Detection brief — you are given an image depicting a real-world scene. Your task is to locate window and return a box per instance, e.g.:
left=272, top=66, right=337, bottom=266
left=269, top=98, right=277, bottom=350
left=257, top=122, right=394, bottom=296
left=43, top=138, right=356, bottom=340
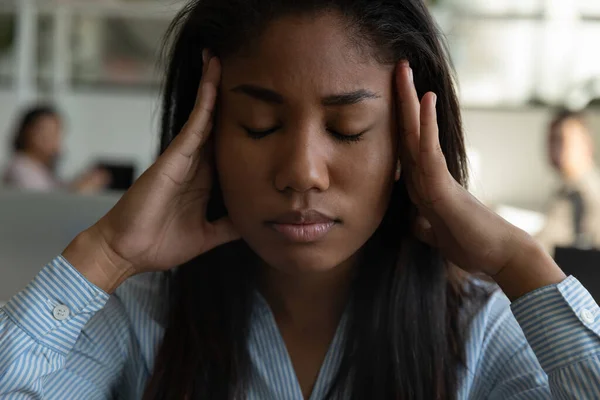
left=69, top=15, right=169, bottom=89
left=434, top=0, right=600, bottom=108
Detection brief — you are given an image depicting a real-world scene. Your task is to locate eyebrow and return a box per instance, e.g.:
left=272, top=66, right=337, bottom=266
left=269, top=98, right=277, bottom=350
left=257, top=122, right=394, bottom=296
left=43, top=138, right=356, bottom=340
left=231, top=84, right=380, bottom=106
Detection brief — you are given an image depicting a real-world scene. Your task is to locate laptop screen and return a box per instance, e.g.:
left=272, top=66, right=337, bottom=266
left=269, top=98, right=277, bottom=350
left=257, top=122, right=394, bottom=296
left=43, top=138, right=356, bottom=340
left=0, top=191, right=119, bottom=302
left=96, top=162, right=135, bottom=191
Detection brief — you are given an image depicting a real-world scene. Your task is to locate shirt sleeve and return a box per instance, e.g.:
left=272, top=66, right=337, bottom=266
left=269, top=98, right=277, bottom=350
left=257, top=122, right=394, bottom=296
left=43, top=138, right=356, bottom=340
left=0, top=256, right=132, bottom=399
left=480, top=276, right=600, bottom=399
left=510, top=275, right=600, bottom=398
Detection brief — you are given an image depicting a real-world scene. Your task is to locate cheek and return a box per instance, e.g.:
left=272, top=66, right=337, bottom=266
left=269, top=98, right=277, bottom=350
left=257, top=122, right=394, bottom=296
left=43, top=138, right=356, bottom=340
left=35, top=134, right=53, bottom=152
left=215, top=129, right=244, bottom=196
left=50, top=133, right=62, bottom=152
left=215, top=123, right=267, bottom=219
left=332, top=137, right=396, bottom=232
left=359, top=153, right=394, bottom=205
left=342, top=128, right=396, bottom=186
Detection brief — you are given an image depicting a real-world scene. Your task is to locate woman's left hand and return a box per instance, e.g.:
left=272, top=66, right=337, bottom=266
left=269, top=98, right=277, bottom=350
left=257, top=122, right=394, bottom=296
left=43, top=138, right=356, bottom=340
left=396, top=61, right=565, bottom=298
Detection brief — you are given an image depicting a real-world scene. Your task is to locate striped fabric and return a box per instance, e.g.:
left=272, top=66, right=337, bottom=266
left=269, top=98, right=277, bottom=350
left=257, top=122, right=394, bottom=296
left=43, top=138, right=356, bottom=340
left=1, top=256, right=600, bottom=399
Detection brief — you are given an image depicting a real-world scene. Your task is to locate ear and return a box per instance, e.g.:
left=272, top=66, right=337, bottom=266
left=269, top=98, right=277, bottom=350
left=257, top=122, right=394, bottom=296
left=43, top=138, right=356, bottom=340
left=395, top=159, right=402, bottom=182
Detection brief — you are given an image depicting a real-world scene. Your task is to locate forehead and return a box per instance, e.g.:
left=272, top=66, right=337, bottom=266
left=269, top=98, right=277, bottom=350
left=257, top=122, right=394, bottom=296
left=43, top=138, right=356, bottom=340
left=552, top=118, right=587, bottom=138
left=31, top=115, right=60, bottom=129
left=220, top=12, right=394, bottom=100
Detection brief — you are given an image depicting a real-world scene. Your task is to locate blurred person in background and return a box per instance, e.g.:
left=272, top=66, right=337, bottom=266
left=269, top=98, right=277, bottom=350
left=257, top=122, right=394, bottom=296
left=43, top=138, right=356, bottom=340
left=536, top=109, right=600, bottom=253
left=2, top=105, right=110, bottom=193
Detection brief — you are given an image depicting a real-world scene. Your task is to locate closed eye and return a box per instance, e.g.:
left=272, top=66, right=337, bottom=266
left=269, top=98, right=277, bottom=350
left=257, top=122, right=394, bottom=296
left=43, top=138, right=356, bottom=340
left=243, top=125, right=367, bottom=143
left=244, top=126, right=280, bottom=139
left=328, top=128, right=366, bottom=143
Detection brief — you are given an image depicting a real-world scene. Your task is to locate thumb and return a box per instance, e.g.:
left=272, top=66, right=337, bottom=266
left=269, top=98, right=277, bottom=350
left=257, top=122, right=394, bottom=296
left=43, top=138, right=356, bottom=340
left=202, top=217, right=241, bottom=251
left=413, top=215, right=437, bottom=247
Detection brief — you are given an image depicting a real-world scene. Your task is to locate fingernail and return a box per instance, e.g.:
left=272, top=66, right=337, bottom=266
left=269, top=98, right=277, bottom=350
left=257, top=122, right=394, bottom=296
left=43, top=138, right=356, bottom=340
left=202, top=49, right=208, bottom=64
left=408, top=67, right=413, bottom=82
left=432, top=93, right=437, bottom=107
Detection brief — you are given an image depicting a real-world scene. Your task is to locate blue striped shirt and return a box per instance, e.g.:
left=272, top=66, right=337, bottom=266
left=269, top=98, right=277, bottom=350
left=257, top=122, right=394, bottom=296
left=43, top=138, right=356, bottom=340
left=1, top=256, right=600, bottom=399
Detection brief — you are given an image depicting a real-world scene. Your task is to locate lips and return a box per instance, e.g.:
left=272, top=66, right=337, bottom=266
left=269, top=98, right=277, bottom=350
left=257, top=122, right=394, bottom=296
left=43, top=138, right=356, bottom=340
left=267, top=210, right=337, bottom=243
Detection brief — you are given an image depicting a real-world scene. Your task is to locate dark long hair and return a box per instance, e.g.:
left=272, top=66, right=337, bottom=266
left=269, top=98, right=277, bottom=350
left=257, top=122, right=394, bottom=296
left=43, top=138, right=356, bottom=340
left=11, top=105, right=60, bottom=152
left=144, top=1, right=489, bottom=398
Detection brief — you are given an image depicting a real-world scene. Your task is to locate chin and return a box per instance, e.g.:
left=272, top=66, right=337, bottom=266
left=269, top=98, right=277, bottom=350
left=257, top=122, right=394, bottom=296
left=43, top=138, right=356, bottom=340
left=254, top=244, right=355, bottom=275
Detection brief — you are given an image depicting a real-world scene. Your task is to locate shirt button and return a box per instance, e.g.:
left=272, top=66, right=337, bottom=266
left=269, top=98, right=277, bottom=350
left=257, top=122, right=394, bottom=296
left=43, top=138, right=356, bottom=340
left=580, top=308, right=595, bottom=324
left=52, top=305, right=70, bottom=321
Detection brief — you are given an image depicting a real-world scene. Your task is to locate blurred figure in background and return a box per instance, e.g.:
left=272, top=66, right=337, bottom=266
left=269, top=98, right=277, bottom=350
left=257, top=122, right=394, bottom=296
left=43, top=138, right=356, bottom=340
left=2, top=105, right=110, bottom=193
left=536, top=110, right=600, bottom=253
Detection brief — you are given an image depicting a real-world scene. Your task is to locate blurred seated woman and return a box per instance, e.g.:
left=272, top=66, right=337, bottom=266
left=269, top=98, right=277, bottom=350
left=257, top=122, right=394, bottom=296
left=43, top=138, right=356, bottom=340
left=2, top=105, right=110, bottom=193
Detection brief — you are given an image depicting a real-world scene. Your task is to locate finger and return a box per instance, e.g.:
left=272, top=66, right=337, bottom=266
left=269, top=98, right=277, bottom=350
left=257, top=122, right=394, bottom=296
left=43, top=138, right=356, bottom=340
left=196, top=49, right=213, bottom=108
left=404, top=176, right=420, bottom=205
left=419, top=92, right=448, bottom=180
left=203, top=217, right=241, bottom=251
left=183, top=121, right=214, bottom=184
left=396, top=60, right=421, bottom=169
left=167, top=55, right=221, bottom=159
left=201, top=48, right=211, bottom=77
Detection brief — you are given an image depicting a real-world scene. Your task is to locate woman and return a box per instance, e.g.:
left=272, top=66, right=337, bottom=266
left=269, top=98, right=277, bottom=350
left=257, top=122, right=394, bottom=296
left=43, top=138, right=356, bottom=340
left=0, top=0, right=598, bottom=399
left=2, top=105, right=110, bottom=193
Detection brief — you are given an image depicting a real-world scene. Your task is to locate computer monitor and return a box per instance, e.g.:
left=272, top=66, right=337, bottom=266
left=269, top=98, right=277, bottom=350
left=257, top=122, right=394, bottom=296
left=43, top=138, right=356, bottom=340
left=96, top=161, right=135, bottom=191
left=554, top=247, right=600, bottom=303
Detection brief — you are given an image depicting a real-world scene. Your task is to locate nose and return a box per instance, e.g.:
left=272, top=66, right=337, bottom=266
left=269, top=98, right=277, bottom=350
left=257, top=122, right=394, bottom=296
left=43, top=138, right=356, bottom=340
left=273, top=127, right=330, bottom=194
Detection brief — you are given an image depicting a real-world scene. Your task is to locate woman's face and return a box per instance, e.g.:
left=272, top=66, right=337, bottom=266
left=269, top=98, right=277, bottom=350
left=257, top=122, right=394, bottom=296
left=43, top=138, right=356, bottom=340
left=26, top=115, right=62, bottom=162
left=216, top=12, right=397, bottom=274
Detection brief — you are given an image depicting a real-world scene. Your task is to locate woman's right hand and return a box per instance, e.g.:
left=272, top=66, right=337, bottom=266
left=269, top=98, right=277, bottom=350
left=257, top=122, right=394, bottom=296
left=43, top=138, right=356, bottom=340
left=72, top=167, right=112, bottom=194
left=63, top=52, right=240, bottom=293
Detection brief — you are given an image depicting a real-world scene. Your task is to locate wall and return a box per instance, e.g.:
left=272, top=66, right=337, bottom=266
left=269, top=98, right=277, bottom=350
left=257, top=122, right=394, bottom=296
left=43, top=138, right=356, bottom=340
left=1, top=88, right=600, bottom=212
left=58, top=91, right=161, bottom=180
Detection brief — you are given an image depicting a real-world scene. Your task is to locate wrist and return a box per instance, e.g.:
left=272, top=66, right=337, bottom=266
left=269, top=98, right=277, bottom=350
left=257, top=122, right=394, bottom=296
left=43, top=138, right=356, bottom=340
left=493, top=235, right=566, bottom=301
left=62, top=227, right=135, bottom=294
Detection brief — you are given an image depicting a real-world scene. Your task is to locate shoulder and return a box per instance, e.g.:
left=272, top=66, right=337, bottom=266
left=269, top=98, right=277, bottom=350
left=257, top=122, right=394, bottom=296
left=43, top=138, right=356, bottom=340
left=3, top=154, right=55, bottom=189
left=581, top=168, right=600, bottom=198
left=7, top=154, right=42, bottom=173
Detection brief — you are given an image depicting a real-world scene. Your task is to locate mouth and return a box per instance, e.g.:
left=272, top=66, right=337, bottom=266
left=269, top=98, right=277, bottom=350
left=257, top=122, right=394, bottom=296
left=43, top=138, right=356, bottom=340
left=267, top=210, right=338, bottom=243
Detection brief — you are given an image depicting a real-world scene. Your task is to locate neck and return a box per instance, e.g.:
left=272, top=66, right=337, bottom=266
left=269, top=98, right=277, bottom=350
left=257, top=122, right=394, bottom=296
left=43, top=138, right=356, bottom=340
left=22, top=149, right=52, bottom=169
left=260, top=257, right=356, bottom=328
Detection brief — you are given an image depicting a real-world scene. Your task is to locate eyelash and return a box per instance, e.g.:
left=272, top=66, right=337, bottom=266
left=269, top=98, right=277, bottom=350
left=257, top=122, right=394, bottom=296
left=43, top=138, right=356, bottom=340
left=243, top=127, right=365, bottom=143
left=244, top=127, right=278, bottom=140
